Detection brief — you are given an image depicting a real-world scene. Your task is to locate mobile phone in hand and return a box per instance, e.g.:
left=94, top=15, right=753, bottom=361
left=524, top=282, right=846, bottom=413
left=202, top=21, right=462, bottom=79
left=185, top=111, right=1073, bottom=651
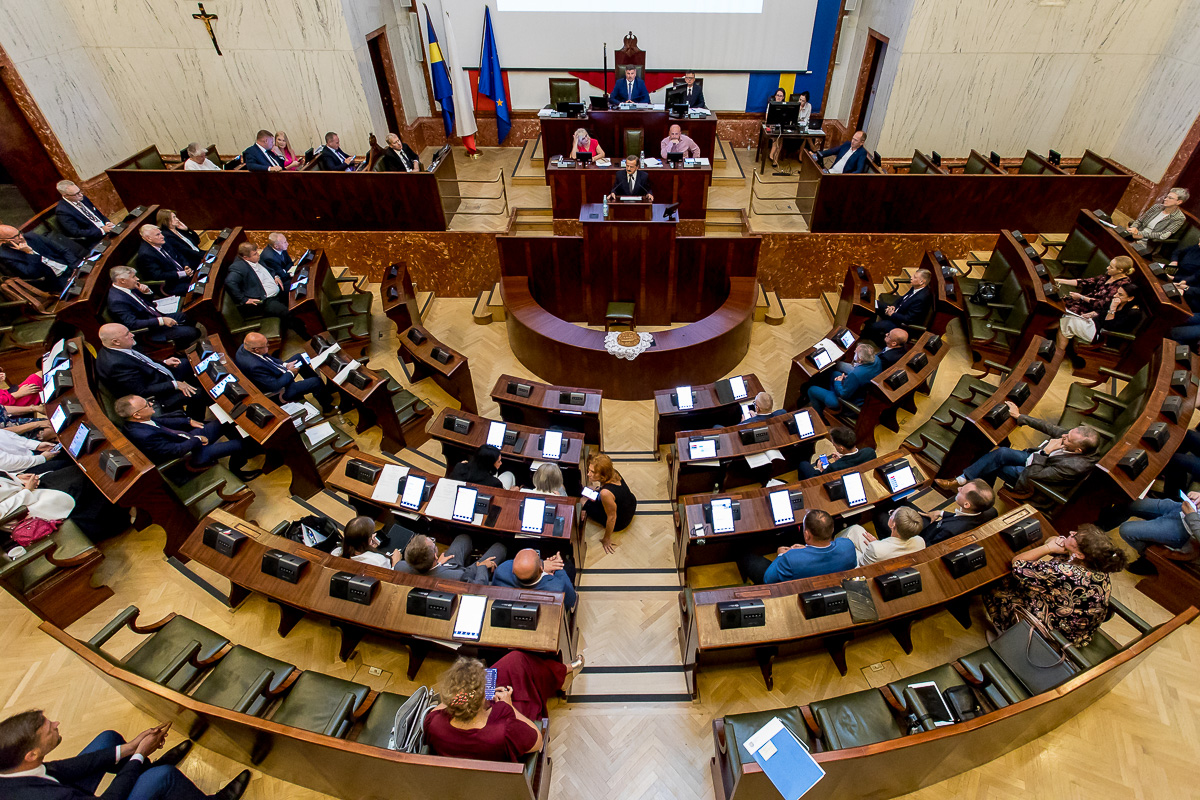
left=484, top=668, right=497, bottom=700
left=581, top=487, right=599, bottom=501
left=817, top=455, right=829, bottom=469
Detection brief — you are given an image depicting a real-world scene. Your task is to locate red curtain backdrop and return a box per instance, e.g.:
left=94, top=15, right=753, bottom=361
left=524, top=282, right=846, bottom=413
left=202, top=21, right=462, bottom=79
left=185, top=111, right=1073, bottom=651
left=568, top=71, right=682, bottom=95
left=467, top=69, right=513, bottom=112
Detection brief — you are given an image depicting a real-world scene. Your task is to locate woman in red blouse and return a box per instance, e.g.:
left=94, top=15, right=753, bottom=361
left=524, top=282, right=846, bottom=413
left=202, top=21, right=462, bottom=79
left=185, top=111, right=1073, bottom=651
left=425, top=651, right=582, bottom=762
left=568, top=128, right=605, bottom=162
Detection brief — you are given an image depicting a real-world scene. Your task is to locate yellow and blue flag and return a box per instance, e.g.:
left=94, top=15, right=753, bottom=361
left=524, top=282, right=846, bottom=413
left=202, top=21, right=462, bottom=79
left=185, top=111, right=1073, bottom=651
left=478, top=6, right=510, bottom=143
left=424, top=4, right=454, bottom=136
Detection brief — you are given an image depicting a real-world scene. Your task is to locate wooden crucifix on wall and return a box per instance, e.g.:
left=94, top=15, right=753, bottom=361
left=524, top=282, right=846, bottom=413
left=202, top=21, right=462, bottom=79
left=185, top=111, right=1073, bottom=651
left=192, top=3, right=222, bottom=55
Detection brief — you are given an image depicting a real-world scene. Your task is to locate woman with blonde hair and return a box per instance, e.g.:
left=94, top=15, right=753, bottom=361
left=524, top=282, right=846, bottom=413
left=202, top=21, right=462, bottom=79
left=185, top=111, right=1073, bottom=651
left=1054, top=255, right=1136, bottom=347
left=523, top=463, right=567, bottom=496
left=424, top=651, right=580, bottom=761
left=271, top=130, right=303, bottom=170
left=582, top=453, right=637, bottom=553
left=568, top=128, right=605, bottom=161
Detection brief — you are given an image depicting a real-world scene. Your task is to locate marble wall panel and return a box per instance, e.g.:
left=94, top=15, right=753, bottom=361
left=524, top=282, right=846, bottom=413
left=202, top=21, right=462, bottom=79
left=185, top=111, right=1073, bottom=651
left=1111, top=55, right=1200, bottom=181
left=0, top=0, right=85, bottom=64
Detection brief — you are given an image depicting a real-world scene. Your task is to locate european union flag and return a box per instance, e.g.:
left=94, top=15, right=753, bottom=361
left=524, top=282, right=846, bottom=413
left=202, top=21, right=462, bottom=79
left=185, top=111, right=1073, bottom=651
left=424, top=4, right=454, bottom=136
left=478, top=6, right=510, bottom=143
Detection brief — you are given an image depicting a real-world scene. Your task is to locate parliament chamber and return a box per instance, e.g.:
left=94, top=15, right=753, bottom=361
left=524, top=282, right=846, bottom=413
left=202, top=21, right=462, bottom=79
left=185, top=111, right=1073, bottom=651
left=3, top=2, right=1200, bottom=800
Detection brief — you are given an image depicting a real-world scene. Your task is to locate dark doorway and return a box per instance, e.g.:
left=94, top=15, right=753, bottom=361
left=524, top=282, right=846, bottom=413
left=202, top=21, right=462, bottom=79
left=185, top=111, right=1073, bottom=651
left=0, top=65, right=64, bottom=216
left=850, top=30, right=888, bottom=136
left=366, top=27, right=403, bottom=135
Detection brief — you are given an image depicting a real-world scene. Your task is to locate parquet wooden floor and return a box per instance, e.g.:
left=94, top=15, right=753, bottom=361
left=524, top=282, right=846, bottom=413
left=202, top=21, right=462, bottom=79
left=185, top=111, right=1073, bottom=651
left=3, top=286, right=1199, bottom=800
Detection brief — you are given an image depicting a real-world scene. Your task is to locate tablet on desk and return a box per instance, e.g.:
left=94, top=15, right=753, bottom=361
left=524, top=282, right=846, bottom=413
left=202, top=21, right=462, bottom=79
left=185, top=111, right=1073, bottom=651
left=768, top=489, right=795, bottom=526
left=883, top=462, right=917, bottom=493
left=452, top=486, right=478, bottom=522
left=675, top=385, right=693, bottom=410
left=50, top=405, right=68, bottom=433
left=68, top=423, right=91, bottom=458
left=486, top=421, right=507, bottom=449
left=452, top=594, right=487, bottom=641
left=729, top=375, right=748, bottom=400
left=688, top=439, right=717, bottom=460
left=399, top=476, right=425, bottom=510
left=837, top=329, right=855, bottom=349
left=794, top=410, right=815, bottom=438
left=812, top=349, right=832, bottom=369
left=521, top=497, right=547, bottom=533
left=843, top=472, right=868, bottom=507
left=541, top=430, right=563, bottom=460
left=710, top=498, right=735, bottom=533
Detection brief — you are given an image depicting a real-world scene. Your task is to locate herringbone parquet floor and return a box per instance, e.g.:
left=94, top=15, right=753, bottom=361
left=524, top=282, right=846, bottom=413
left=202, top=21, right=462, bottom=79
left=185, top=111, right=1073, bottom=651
left=3, top=282, right=1198, bottom=800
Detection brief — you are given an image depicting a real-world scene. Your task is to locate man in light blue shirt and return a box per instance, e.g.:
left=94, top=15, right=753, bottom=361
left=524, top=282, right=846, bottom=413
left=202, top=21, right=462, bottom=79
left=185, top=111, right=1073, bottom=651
left=737, top=509, right=857, bottom=584
left=492, top=548, right=577, bottom=609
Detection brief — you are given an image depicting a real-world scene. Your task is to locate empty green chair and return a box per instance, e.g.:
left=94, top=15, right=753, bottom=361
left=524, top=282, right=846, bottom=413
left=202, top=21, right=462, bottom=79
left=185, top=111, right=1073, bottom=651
left=355, top=691, right=414, bottom=749
left=87, top=605, right=230, bottom=692
left=808, top=688, right=904, bottom=750
left=190, top=645, right=297, bottom=716
left=957, top=647, right=1032, bottom=708
left=886, top=664, right=971, bottom=730
left=268, top=671, right=371, bottom=738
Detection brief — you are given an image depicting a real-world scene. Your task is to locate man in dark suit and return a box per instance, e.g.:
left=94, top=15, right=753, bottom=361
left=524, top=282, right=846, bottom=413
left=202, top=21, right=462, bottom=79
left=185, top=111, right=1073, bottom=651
left=379, top=133, right=421, bottom=172
left=741, top=391, right=786, bottom=425
left=234, top=331, right=334, bottom=412
left=136, top=226, right=193, bottom=296
left=863, top=268, right=933, bottom=342
left=0, top=225, right=73, bottom=292
left=798, top=425, right=876, bottom=479
left=936, top=401, right=1102, bottom=497
left=680, top=72, right=705, bottom=108
left=241, top=130, right=284, bottom=172
left=258, top=233, right=295, bottom=276
left=316, top=132, right=355, bottom=171
left=878, top=328, right=910, bottom=367
left=54, top=181, right=113, bottom=249
left=609, top=66, right=650, bottom=106
left=0, top=710, right=250, bottom=800
left=814, top=130, right=870, bottom=174
left=608, top=155, right=654, bottom=201
left=917, top=481, right=997, bottom=545
left=225, top=243, right=307, bottom=338
left=116, top=395, right=258, bottom=480
left=106, top=266, right=201, bottom=347
left=96, top=323, right=205, bottom=418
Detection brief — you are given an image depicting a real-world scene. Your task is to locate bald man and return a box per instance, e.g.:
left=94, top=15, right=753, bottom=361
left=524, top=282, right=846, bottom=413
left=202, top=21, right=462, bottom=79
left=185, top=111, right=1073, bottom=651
left=492, top=548, right=577, bottom=609
left=878, top=327, right=910, bottom=367
left=234, top=331, right=334, bottom=412
left=0, top=224, right=74, bottom=292
left=660, top=124, right=700, bottom=159
left=54, top=180, right=112, bottom=248
left=815, top=130, right=870, bottom=174
left=95, top=323, right=205, bottom=418
left=137, top=225, right=193, bottom=296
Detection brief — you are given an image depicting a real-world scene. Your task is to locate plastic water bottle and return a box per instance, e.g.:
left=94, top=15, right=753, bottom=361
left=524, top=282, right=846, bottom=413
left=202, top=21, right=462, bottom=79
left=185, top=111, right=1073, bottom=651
left=602, top=193, right=609, bottom=218
left=639, top=150, right=645, bottom=168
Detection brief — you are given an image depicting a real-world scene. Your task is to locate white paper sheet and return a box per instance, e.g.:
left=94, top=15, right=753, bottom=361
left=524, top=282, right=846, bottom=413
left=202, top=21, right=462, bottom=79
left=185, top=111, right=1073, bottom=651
left=371, top=463, right=410, bottom=504
left=281, top=401, right=320, bottom=422
left=153, top=296, right=181, bottom=314
left=309, top=342, right=342, bottom=369
left=303, top=421, right=334, bottom=445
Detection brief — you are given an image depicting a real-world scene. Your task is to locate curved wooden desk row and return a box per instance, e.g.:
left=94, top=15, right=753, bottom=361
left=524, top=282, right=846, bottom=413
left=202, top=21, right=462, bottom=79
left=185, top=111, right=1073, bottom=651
left=679, top=505, right=1043, bottom=693
left=654, top=374, right=765, bottom=448
left=180, top=227, right=249, bottom=349
left=398, top=324, right=477, bottom=414
left=41, top=618, right=553, bottom=800
left=670, top=409, right=829, bottom=499
left=380, top=262, right=424, bottom=339
left=183, top=509, right=574, bottom=669
left=674, top=451, right=932, bottom=572
left=712, top=605, right=1197, bottom=800
left=326, top=449, right=583, bottom=568
left=301, top=340, right=418, bottom=452
left=502, top=275, right=757, bottom=401
left=493, top=373, right=604, bottom=449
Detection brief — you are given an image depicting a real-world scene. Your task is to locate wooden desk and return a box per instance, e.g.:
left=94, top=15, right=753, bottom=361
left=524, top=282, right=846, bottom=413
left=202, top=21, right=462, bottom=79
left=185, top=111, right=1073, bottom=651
left=430, top=408, right=587, bottom=495
left=675, top=451, right=930, bottom=571
left=105, top=146, right=459, bottom=232
left=326, top=450, right=584, bottom=570
left=380, top=262, right=422, bottom=335
left=783, top=329, right=857, bottom=411
left=397, top=325, right=476, bottom=414
left=303, top=342, right=409, bottom=452
left=285, top=248, right=326, bottom=337
left=539, top=110, right=718, bottom=161
left=653, top=375, right=765, bottom=448
left=843, top=331, right=950, bottom=449
left=491, top=374, right=603, bottom=449
left=186, top=335, right=323, bottom=498
left=680, top=505, right=1046, bottom=692
left=754, top=124, right=826, bottom=174
left=670, top=410, right=828, bottom=498
left=181, top=509, right=573, bottom=670
left=832, top=265, right=876, bottom=333
left=546, top=163, right=711, bottom=219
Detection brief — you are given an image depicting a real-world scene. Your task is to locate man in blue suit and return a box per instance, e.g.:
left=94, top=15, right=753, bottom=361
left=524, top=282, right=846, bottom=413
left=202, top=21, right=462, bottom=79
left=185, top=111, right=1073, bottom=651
left=609, top=65, right=650, bottom=106
left=315, top=132, right=355, bottom=171
left=492, top=548, right=577, bottom=610
left=96, top=323, right=206, bottom=418
left=241, top=130, right=284, bottom=172
left=806, top=342, right=882, bottom=416
left=116, top=394, right=259, bottom=480
left=737, top=509, right=857, bottom=584
left=0, top=225, right=73, bottom=292
left=106, top=266, right=201, bottom=347
left=234, top=331, right=334, bottom=412
left=54, top=180, right=113, bottom=249
left=815, top=130, right=870, bottom=174
left=258, top=233, right=295, bottom=276
left=863, top=268, right=934, bottom=342
left=136, top=226, right=193, bottom=296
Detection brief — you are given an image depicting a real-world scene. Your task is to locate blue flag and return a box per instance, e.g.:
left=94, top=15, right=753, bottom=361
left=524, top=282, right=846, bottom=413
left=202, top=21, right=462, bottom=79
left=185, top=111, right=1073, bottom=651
left=478, top=6, right=510, bottom=143
left=424, top=5, right=454, bottom=136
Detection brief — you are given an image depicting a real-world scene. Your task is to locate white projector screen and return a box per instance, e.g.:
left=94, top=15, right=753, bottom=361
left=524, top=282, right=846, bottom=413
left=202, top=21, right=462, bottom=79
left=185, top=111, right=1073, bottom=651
left=448, top=0, right=816, bottom=72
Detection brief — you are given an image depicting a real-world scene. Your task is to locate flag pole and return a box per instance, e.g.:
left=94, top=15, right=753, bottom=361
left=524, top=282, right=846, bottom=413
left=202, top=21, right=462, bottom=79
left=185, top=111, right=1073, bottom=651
left=474, top=4, right=487, bottom=112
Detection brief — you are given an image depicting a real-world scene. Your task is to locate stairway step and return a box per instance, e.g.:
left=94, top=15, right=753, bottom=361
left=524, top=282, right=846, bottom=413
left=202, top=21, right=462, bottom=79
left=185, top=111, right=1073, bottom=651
left=471, top=290, right=493, bottom=325
left=763, top=289, right=786, bottom=325
left=487, top=281, right=506, bottom=321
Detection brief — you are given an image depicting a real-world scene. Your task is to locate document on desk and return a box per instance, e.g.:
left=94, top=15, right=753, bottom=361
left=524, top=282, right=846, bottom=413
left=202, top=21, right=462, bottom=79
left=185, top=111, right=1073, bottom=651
left=425, top=477, right=465, bottom=521
left=643, top=157, right=662, bottom=167
left=210, top=404, right=234, bottom=425
left=537, top=107, right=555, bottom=117
left=744, top=449, right=785, bottom=469
left=743, top=717, right=824, bottom=800
left=303, top=421, right=334, bottom=446
left=332, top=359, right=361, bottom=385
left=309, top=343, right=341, bottom=369
left=371, top=463, right=409, bottom=504
left=154, top=296, right=181, bottom=314
left=281, top=401, right=320, bottom=423
left=816, top=337, right=844, bottom=360
left=452, top=595, right=488, bottom=641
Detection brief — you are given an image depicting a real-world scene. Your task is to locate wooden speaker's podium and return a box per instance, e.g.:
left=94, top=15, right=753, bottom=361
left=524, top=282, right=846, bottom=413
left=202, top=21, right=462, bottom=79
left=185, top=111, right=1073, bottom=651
left=579, top=203, right=677, bottom=325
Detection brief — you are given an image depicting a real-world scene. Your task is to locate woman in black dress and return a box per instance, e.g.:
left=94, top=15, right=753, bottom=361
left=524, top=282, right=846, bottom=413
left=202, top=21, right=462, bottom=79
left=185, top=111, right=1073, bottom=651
left=582, top=453, right=637, bottom=553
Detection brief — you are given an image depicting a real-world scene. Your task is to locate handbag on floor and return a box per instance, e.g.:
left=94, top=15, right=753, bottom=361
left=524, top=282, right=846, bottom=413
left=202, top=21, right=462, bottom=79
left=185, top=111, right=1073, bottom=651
left=990, top=605, right=1079, bottom=695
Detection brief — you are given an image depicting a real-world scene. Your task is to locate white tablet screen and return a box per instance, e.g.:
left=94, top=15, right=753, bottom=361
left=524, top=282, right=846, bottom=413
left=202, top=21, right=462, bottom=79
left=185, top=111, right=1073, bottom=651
left=886, top=465, right=917, bottom=493
left=688, top=439, right=717, bottom=459
left=768, top=490, right=794, bottom=526
left=542, top=430, right=563, bottom=460
left=487, top=421, right=507, bottom=448
left=521, top=498, right=546, bottom=533
left=710, top=498, right=735, bottom=533
left=676, top=386, right=693, bottom=410
left=843, top=472, right=867, bottom=506
left=729, top=375, right=748, bottom=400
left=399, top=476, right=425, bottom=510
left=50, top=405, right=68, bottom=433
left=838, top=329, right=855, bottom=348
left=813, top=350, right=832, bottom=369
left=794, top=410, right=814, bottom=438
left=68, top=424, right=90, bottom=458
left=452, top=487, right=478, bottom=522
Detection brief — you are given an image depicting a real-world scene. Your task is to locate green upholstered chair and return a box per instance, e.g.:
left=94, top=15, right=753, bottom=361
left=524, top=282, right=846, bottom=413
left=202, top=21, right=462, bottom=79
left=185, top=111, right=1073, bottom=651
left=605, top=301, right=636, bottom=331
left=808, top=688, right=904, bottom=750
left=317, top=290, right=370, bottom=350
left=383, top=372, right=431, bottom=427
left=321, top=268, right=372, bottom=317
left=190, top=645, right=297, bottom=716
left=886, top=664, right=971, bottom=730
left=548, top=78, right=580, bottom=107
left=1053, top=629, right=1121, bottom=670
left=221, top=291, right=281, bottom=349
left=1042, top=229, right=1096, bottom=279
left=957, top=647, right=1032, bottom=708
left=623, top=129, right=645, bottom=159
left=1063, top=364, right=1147, bottom=418
left=87, top=606, right=230, bottom=693
left=355, top=691, right=413, bottom=749
left=159, top=460, right=250, bottom=521
left=719, top=707, right=812, bottom=774
left=268, top=671, right=371, bottom=738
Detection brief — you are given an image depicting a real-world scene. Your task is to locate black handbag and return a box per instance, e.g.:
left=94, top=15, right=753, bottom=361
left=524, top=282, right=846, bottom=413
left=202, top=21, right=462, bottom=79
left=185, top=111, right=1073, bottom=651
left=283, top=514, right=339, bottom=553
left=970, top=281, right=1000, bottom=306
left=990, top=606, right=1079, bottom=695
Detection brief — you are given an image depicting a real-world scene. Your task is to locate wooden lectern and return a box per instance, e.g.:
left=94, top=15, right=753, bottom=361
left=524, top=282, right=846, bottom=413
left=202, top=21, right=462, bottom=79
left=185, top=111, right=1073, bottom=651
left=580, top=202, right=677, bottom=325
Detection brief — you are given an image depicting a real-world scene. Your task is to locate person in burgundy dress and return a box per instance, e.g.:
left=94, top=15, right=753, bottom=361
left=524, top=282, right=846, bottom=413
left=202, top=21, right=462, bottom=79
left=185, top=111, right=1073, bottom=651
left=424, top=651, right=583, bottom=761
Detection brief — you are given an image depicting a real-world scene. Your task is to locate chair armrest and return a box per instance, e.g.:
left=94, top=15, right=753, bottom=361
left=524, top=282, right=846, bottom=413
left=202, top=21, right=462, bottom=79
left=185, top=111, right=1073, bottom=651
left=321, top=693, right=359, bottom=737
left=1100, top=330, right=1136, bottom=342
left=46, top=545, right=101, bottom=569
left=327, top=321, right=354, bottom=334
left=903, top=687, right=937, bottom=731
left=152, top=640, right=202, bottom=684
left=87, top=605, right=142, bottom=647
left=270, top=520, right=290, bottom=536
left=1097, top=367, right=1134, bottom=383
left=1028, top=479, right=1069, bottom=505
left=232, top=670, right=276, bottom=714
left=0, top=504, right=28, bottom=527
left=1108, top=597, right=1152, bottom=634
left=980, top=360, right=1012, bottom=376
left=985, top=302, right=1015, bottom=312
left=981, top=662, right=1026, bottom=705
left=986, top=323, right=1022, bottom=336
left=800, top=705, right=822, bottom=740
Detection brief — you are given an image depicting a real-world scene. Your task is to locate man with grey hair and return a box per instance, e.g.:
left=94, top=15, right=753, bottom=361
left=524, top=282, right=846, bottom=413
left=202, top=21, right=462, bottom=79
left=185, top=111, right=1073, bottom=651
left=1126, top=187, right=1189, bottom=255
left=106, top=265, right=202, bottom=346
left=864, top=267, right=934, bottom=343
left=806, top=341, right=881, bottom=416
left=380, top=133, right=421, bottom=172
left=258, top=232, right=294, bottom=276
left=54, top=180, right=112, bottom=248
left=137, top=225, right=192, bottom=296
left=183, top=142, right=219, bottom=170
